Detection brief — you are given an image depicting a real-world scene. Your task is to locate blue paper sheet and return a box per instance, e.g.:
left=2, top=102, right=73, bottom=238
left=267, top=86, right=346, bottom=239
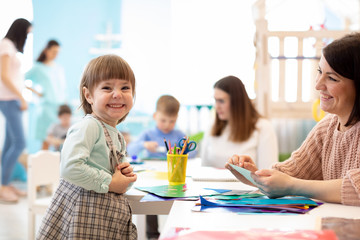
left=229, top=163, right=259, bottom=186
left=198, top=196, right=321, bottom=214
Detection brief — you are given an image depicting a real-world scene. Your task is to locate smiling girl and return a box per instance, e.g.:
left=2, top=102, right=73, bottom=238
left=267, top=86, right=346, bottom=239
left=37, top=55, right=138, bottom=239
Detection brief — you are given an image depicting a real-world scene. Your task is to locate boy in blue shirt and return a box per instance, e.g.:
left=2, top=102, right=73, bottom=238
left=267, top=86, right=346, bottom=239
left=127, top=95, right=196, bottom=239
left=127, top=95, right=196, bottom=159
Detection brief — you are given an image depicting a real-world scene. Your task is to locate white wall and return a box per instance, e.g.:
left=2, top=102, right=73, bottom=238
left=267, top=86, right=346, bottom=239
left=120, top=0, right=257, bottom=114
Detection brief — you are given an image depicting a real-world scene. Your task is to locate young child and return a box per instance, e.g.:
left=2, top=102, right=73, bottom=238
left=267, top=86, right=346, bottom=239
left=127, top=95, right=196, bottom=240
left=37, top=55, right=138, bottom=239
left=45, top=104, right=72, bottom=151
left=127, top=95, right=196, bottom=160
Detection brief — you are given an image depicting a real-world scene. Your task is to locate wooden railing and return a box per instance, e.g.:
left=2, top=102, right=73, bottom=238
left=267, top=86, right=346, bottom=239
left=254, top=29, right=351, bottom=118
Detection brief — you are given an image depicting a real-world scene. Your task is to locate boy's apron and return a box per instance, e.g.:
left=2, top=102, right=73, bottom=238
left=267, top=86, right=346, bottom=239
left=36, top=116, right=137, bottom=240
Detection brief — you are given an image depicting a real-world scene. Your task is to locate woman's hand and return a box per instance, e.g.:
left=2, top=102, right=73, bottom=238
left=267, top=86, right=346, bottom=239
left=226, top=155, right=258, bottom=172
left=225, top=155, right=258, bottom=186
left=253, top=169, right=295, bottom=198
left=19, top=98, right=28, bottom=111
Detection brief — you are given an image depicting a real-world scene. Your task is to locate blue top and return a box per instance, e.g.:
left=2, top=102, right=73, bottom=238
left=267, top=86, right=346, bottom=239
left=25, top=62, right=62, bottom=141
left=127, top=127, right=197, bottom=159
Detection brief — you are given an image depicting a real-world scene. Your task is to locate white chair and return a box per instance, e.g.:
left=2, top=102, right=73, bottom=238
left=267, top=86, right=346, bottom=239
left=27, top=150, right=60, bottom=240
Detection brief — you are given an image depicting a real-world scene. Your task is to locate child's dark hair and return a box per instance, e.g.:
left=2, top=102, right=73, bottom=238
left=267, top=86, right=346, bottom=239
left=156, top=95, right=180, bottom=116
left=37, top=40, right=60, bottom=62
left=79, top=54, right=136, bottom=123
left=58, top=104, right=72, bottom=116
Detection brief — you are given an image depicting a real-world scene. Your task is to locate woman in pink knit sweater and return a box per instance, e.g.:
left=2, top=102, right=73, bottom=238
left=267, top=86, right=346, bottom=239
left=226, top=32, right=360, bottom=206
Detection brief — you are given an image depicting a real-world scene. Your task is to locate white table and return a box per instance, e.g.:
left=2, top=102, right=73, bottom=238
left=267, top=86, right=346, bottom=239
left=124, top=158, right=206, bottom=239
left=126, top=159, right=360, bottom=239
left=125, top=158, right=207, bottom=215
left=160, top=190, right=360, bottom=238
left=125, top=158, right=247, bottom=214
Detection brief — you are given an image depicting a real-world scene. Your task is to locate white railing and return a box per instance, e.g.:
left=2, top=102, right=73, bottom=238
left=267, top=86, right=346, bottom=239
left=264, top=30, right=350, bottom=118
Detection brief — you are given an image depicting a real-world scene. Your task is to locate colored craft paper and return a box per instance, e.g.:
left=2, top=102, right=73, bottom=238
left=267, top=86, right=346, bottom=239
left=192, top=205, right=298, bottom=215
left=216, top=196, right=318, bottom=206
left=229, top=163, right=259, bottom=186
left=196, top=196, right=322, bottom=214
left=209, top=193, right=264, bottom=200
left=140, top=193, right=198, bottom=202
left=136, top=185, right=231, bottom=198
left=140, top=188, right=231, bottom=202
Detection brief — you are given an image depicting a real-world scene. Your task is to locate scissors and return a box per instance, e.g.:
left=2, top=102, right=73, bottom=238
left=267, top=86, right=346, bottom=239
left=178, top=137, right=197, bottom=154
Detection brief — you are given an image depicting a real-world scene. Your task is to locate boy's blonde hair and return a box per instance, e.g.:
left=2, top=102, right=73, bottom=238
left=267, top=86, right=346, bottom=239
left=80, top=54, right=136, bottom=123
left=156, top=95, right=180, bottom=116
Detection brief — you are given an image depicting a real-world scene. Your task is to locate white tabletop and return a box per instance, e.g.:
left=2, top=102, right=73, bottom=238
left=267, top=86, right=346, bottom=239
left=161, top=200, right=360, bottom=233
left=160, top=190, right=360, bottom=238
left=125, top=158, right=245, bottom=215
left=125, top=158, right=360, bottom=237
left=125, top=158, right=260, bottom=214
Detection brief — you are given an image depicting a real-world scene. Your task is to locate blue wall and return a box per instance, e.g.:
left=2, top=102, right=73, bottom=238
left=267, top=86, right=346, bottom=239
left=32, top=0, right=121, bottom=102
left=29, top=0, right=122, bottom=153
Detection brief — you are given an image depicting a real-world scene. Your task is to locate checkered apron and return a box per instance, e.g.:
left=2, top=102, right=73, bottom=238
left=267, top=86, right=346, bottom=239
left=36, top=117, right=137, bottom=240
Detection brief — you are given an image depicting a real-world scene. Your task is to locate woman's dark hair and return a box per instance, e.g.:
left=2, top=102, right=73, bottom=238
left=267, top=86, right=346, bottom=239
left=211, top=75, right=261, bottom=142
left=323, top=32, right=360, bottom=126
left=4, top=18, right=32, bottom=53
left=37, top=40, right=60, bottom=62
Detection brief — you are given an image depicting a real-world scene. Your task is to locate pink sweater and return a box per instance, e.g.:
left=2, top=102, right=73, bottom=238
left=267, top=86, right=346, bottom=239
left=273, top=114, right=360, bottom=206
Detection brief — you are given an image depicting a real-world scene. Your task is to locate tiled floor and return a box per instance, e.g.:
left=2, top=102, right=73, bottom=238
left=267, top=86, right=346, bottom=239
left=0, top=181, right=40, bottom=240
left=0, top=182, right=56, bottom=240
left=0, top=197, right=36, bottom=240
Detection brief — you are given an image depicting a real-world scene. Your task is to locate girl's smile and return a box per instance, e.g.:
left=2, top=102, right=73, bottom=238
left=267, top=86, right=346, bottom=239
left=83, top=78, right=133, bottom=127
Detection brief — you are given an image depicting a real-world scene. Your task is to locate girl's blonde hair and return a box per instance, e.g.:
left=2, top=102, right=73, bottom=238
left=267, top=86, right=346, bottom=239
left=79, top=54, right=136, bottom=123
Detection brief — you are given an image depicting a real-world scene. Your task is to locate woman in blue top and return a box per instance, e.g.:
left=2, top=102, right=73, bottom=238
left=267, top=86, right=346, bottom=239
left=37, top=55, right=138, bottom=239
left=26, top=40, right=66, bottom=149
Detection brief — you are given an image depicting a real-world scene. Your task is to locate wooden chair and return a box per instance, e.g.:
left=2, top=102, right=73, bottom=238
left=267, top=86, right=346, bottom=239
left=27, top=150, right=60, bottom=240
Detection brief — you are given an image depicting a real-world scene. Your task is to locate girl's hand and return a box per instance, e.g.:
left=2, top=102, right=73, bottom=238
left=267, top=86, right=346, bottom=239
left=117, top=162, right=135, bottom=177
left=253, top=169, right=294, bottom=198
left=109, top=167, right=137, bottom=194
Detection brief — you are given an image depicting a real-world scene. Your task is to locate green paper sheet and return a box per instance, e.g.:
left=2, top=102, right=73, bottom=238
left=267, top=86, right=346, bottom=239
left=136, top=184, right=222, bottom=198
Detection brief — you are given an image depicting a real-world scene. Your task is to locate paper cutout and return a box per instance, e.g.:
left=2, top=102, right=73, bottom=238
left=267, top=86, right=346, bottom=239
left=229, top=163, right=259, bottom=186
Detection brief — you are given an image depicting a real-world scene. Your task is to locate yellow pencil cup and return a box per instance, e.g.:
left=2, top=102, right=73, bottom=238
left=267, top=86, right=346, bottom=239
left=167, top=154, right=188, bottom=185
